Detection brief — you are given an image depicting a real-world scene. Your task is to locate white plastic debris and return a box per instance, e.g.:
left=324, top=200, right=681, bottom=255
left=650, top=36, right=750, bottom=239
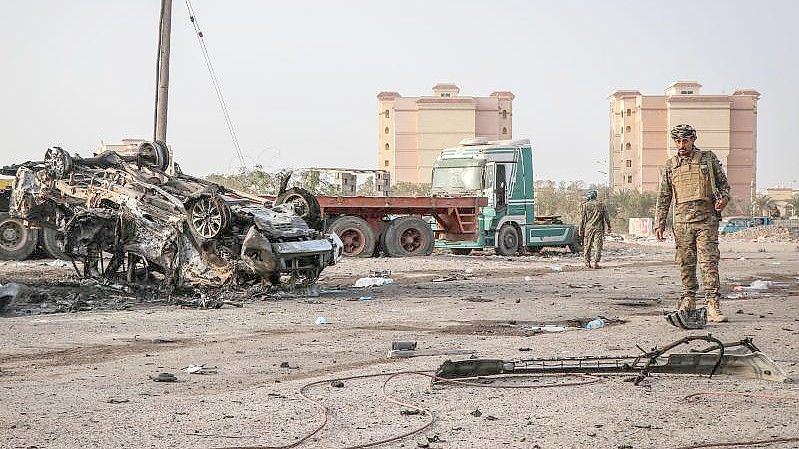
left=44, top=260, right=69, bottom=268
left=315, top=316, right=330, bottom=325
left=733, top=280, right=772, bottom=291
left=524, top=276, right=533, bottom=282
left=183, top=364, right=218, bottom=375
left=748, top=280, right=772, bottom=290
left=353, top=277, right=394, bottom=288
left=548, top=265, right=563, bottom=272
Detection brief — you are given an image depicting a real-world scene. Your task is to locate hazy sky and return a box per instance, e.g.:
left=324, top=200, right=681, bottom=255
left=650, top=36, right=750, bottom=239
left=1, top=1, right=797, bottom=188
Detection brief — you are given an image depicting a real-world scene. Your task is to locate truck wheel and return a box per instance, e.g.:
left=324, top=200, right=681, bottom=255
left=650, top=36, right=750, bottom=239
left=495, top=224, right=521, bottom=256
left=0, top=213, right=38, bottom=260
left=568, top=243, right=582, bottom=254
left=41, top=227, right=70, bottom=260
left=383, top=216, right=434, bottom=257
left=451, top=248, right=473, bottom=256
left=327, top=215, right=375, bottom=257
left=275, top=187, right=323, bottom=231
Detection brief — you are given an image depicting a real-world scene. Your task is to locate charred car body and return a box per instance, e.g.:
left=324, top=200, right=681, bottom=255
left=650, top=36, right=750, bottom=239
left=3, top=142, right=342, bottom=289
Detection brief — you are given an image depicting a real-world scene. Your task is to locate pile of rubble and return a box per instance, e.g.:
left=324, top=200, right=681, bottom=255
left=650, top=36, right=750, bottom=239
left=721, top=224, right=798, bottom=242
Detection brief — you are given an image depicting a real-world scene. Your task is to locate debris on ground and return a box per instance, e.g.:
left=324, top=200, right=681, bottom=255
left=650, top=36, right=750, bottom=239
left=183, top=364, right=218, bottom=375
left=722, top=225, right=798, bottom=242
left=353, top=277, right=394, bottom=287
left=149, top=372, right=177, bottom=382
left=734, top=280, right=772, bottom=291
left=584, top=318, right=606, bottom=329
left=314, top=316, right=330, bottom=325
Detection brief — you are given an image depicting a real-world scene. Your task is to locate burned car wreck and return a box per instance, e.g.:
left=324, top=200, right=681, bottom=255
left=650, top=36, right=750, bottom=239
left=3, top=142, right=342, bottom=290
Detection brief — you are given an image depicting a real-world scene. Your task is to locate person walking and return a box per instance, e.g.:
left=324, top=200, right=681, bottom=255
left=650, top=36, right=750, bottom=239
left=655, top=124, right=730, bottom=322
left=579, top=189, right=611, bottom=269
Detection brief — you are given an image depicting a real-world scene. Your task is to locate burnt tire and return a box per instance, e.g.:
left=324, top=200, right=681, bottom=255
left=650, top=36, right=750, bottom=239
left=450, top=248, right=473, bottom=256
left=275, top=187, right=323, bottom=231
left=0, top=213, right=38, bottom=260
left=382, top=216, right=434, bottom=257
left=40, top=227, right=70, bottom=260
left=495, top=224, right=521, bottom=256
left=327, top=215, right=375, bottom=258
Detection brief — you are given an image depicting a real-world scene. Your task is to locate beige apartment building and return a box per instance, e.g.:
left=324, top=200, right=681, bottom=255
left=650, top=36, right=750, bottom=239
left=609, top=81, right=760, bottom=213
left=377, top=83, right=514, bottom=184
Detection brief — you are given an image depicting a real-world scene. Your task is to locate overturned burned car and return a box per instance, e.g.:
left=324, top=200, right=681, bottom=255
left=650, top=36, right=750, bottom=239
left=3, top=142, right=342, bottom=290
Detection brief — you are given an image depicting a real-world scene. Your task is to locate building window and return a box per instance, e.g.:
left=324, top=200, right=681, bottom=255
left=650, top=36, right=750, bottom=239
left=384, top=143, right=389, bottom=151
left=384, top=126, right=389, bottom=134
left=626, top=175, right=633, bottom=184
left=626, top=160, right=632, bottom=168
left=384, top=109, right=390, bottom=118
left=502, top=127, right=508, bottom=135
left=625, top=143, right=631, bottom=151
left=626, top=108, right=631, bottom=115
left=377, top=184, right=382, bottom=191
left=441, top=93, right=451, bottom=97
left=619, top=143, right=623, bottom=152
left=620, top=126, right=624, bottom=133
left=501, top=110, right=508, bottom=119
left=384, top=160, right=389, bottom=167
left=680, top=90, right=694, bottom=94
left=625, top=125, right=631, bottom=132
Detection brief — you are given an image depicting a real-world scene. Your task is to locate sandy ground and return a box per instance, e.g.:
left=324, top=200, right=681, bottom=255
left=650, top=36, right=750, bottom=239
left=1, top=240, right=798, bottom=449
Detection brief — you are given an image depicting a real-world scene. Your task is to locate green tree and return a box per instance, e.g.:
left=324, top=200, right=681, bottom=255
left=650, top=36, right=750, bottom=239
left=391, top=182, right=431, bottom=196
left=752, top=194, right=773, bottom=216
left=786, top=194, right=799, bottom=218
left=356, top=176, right=376, bottom=196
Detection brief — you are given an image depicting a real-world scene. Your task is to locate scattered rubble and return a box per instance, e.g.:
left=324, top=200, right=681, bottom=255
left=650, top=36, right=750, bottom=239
left=722, top=224, right=798, bottom=242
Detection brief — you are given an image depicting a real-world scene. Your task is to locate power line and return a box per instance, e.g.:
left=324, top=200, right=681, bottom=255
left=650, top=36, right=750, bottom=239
left=184, top=0, right=248, bottom=173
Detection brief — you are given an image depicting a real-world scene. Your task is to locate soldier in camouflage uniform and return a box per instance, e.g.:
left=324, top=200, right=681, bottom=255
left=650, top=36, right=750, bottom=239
left=655, top=124, right=731, bottom=322
left=579, top=189, right=612, bottom=269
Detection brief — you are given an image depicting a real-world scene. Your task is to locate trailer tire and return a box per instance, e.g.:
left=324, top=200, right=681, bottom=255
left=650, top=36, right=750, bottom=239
left=382, top=216, right=434, bottom=257
left=450, top=248, right=473, bottom=256
left=568, top=242, right=582, bottom=254
left=495, top=224, right=521, bottom=256
left=0, top=213, right=38, bottom=260
left=327, top=215, right=375, bottom=258
left=275, top=187, right=323, bottom=231
left=41, top=227, right=70, bottom=260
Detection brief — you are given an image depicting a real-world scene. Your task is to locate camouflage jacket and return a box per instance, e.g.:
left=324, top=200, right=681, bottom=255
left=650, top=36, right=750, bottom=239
left=655, top=148, right=731, bottom=229
left=579, top=199, right=611, bottom=234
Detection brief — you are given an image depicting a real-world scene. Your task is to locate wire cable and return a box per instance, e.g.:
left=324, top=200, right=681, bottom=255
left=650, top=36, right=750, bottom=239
left=212, top=370, right=600, bottom=449
left=184, top=0, right=248, bottom=173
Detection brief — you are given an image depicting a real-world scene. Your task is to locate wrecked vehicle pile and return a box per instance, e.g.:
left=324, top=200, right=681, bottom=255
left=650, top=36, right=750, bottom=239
left=2, top=142, right=342, bottom=291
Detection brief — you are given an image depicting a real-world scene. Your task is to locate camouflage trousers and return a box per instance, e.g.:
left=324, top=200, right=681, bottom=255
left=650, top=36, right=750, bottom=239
left=672, top=221, right=721, bottom=300
left=583, top=228, right=604, bottom=264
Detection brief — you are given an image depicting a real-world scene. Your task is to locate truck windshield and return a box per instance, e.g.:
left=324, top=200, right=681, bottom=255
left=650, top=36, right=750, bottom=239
left=432, top=166, right=484, bottom=193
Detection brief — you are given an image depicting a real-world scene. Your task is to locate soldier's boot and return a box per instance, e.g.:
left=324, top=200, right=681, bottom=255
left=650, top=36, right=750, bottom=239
left=707, top=298, right=728, bottom=323
left=593, top=260, right=601, bottom=269
left=676, top=296, right=696, bottom=312
left=585, top=260, right=592, bottom=269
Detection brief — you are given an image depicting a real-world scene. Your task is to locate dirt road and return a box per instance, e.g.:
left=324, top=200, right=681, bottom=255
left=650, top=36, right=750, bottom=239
left=1, top=240, right=798, bottom=448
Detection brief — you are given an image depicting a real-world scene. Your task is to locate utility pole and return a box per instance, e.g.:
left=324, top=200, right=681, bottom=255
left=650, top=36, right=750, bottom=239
left=154, top=0, right=172, bottom=143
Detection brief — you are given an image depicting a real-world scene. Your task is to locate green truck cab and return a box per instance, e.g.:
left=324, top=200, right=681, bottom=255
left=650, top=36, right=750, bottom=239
left=431, top=138, right=580, bottom=255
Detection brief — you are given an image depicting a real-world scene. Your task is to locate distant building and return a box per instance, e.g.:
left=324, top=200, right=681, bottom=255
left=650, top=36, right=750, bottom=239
left=609, top=81, right=760, bottom=213
left=764, top=187, right=799, bottom=217
left=377, top=83, right=514, bottom=184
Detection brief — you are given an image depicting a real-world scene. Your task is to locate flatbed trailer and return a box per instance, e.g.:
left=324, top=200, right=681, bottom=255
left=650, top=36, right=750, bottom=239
left=274, top=189, right=487, bottom=257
